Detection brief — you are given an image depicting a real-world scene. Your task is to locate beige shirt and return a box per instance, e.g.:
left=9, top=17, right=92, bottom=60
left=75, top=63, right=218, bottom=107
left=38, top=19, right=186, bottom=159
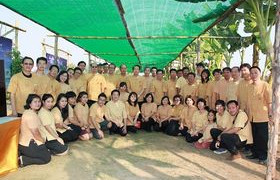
left=89, top=103, right=107, bottom=128
left=38, top=108, right=58, bottom=141
left=74, top=102, right=89, bottom=126
left=231, top=110, right=252, bottom=143
left=216, top=111, right=233, bottom=130
left=191, top=110, right=208, bottom=132
left=105, top=100, right=127, bottom=127
left=180, top=105, right=197, bottom=129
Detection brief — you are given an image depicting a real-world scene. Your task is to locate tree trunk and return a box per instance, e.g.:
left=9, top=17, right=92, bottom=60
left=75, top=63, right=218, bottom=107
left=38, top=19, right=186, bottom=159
left=266, top=1, right=280, bottom=179
left=252, top=43, right=260, bottom=66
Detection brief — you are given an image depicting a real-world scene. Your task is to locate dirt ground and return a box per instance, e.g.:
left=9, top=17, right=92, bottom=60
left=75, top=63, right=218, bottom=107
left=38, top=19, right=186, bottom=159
left=2, top=131, right=279, bottom=180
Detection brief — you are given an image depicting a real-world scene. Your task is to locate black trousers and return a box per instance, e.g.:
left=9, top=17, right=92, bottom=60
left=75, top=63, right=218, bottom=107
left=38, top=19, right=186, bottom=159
left=166, top=120, right=180, bottom=136
left=154, top=121, right=169, bottom=132
left=19, top=140, right=51, bottom=166
left=109, top=122, right=127, bottom=136
left=220, top=133, right=247, bottom=155
left=179, top=126, right=189, bottom=136
left=68, top=124, right=82, bottom=135
left=57, top=129, right=79, bottom=143
left=251, top=122, right=268, bottom=160
left=45, top=140, right=68, bottom=155
left=185, top=132, right=203, bottom=143
left=127, top=125, right=137, bottom=133
left=209, top=128, right=223, bottom=150
left=87, top=100, right=97, bottom=108
left=141, top=117, right=155, bottom=132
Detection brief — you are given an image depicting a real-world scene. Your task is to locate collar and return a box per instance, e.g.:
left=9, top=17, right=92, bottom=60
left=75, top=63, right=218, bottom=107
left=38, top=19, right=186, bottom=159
left=22, top=71, right=32, bottom=78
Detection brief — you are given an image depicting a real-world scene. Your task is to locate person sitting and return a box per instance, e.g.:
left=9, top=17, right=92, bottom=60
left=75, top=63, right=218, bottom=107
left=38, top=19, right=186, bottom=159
left=74, top=91, right=92, bottom=140
left=38, top=94, right=68, bottom=155
left=89, top=93, right=110, bottom=139
left=140, top=93, right=157, bottom=132
left=165, top=95, right=184, bottom=136
left=215, top=100, right=252, bottom=160
left=185, top=98, right=208, bottom=143
left=18, top=94, right=51, bottom=167
left=125, top=92, right=140, bottom=133
left=194, top=109, right=217, bottom=149
left=105, top=89, right=127, bottom=136
left=51, top=93, right=79, bottom=143
left=154, top=96, right=172, bottom=132
left=179, top=96, right=197, bottom=136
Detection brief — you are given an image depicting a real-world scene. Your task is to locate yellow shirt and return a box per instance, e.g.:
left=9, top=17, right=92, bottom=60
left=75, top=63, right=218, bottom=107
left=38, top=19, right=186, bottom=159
left=166, top=79, right=177, bottom=103
left=7, top=72, right=38, bottom=114
left=181, top=83, right=198, bottom=100
left=157, top=105, right=173, bottom=121
left=207, top=80, right=221, bottom=109
left=104, top=74, right=119, bottom=99
left=214, top=78, right=232, bottom=102
left=87, top=73, right=107, bottom=101
left=125, top=102, right=140, bottom=125
left=119, top=92, right=129, bottom=103
left=38, top=108, right=58, bottom=141
left=117, top=74, right=129, bottom=87
left=171, top=104, right=184, bottom=119
left=143, top=76, right=153, bottom=96
left=46, top=76, right=61, bottom=100
left=60, top=83, right=72, bottom=94
left=19, top=109, right=43, bottom=146
left=151, top=79, right=167, bottom=105
left=33, top=73, right=49, bottom=96
left=105, top=100, right=127, bottom=127
left=69, top=77, right=87, bottom=95
left=89, top=103, right=107, bottom=128
left=141, top=102, right=157, bottom=117
left=176, top=77, right=187, bottom=90
left=191, top=110, right=208, bottom=132
left=180, top=105, right=197, bottom=128
left=232, top=110, right=252, bottom=143
left=74, top=102, right=89, bottom=126
left=200, top=123, right=217, bottom=142
left=236, top=79, right=252, bottom=112
left=127, top=75, right=146, bottom=101
left=226, top=79, right=241, bottom=101
left=216, top=111, right=233, bottom=130
left=247, top=81, right=272, bottom=122
left=51, top=107, right=66, bottom=133
left=196, top=82, right=210, bottom=100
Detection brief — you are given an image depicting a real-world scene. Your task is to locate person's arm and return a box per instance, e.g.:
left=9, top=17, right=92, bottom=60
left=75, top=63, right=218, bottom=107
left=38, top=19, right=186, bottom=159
left=10, top=93, right=17, bottom=116
left=44, top=125, right=63, bottom=144
left=30, top=128, right=45, bottom=143
left=74, top=106, right=85, bottom=127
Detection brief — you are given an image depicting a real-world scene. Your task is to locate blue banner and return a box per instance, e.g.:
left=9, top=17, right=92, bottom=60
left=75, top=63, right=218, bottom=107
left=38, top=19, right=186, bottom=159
left=0, top=37, right=12, bottom=88
left=46, top=53, right=67, bottom=71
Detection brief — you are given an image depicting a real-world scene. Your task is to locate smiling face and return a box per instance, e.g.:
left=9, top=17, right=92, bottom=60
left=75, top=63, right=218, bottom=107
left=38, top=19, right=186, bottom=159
left=250, top=68, right=261, bottom=82
left=241, top=67, right=250, bottom=79
left=162, top=97, right=169, bottom=105
left=22, top=59, right=34, bottom=73
left=58, top=97, right=68, bottom=109
left=78, top=63, right=86, bottom=72
left=49, top=67, right=58, bottom=78
left=59, top=72, right=68, bottom=83
left=186, top=97, right=194, bottom=106
left=133, top=66, right=140, bottom=76
left=197, top=101, right=205, bottom=111
left=130, top=93, right=137, bottom=103
left=216, top=104, right=225, bottom=114
left=208, top=112, right=215, bottom=123
left=227, top=102, right=239, bottom=116
left=43, top=97, right=54, bottom=110
left=30, top=98, right=41, bottom=110
left=112, top=91, right=120, bottom=101
left=37, top=60, right=47, bottom=72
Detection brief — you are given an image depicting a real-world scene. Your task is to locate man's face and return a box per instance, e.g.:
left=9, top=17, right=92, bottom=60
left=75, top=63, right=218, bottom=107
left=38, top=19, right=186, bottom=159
left=112, top=92, right=119, bottom=101
left=97, top=66, right=103, bottom=74
left=241, top=67, right=250, bottom=79
left=120, top=65, right=127, bottom=74
left=213, top=72, right=221, bottom=81
left=91, top=65, right=98, bottom=74
left=177, top=71, right=183, bottom=78
left=108, top=65, right=115, bottom=74
left=49, top=67, right=58, bottom=78
left=78, top=63, right=86, bottom=72
left=151, top=69, right=157, bottom=77
left=231, top=68, right=240, bottom=79
left=196, top=66, right=204, bottom=75
left=22, top=59, right=34, bottom=72
left=183, top=69, right=189, bottom=77
left=103, top=65, right=109, bottom=73
left=227, top=103, right=239, bottom=116
left=74, top=70, right=82, bottom=79
left=144, top=68, right=150, bottom=76
left=170, top=71, right=177, bottom=79
left=187, top=74, right=195, bottom=84
left=223, top=70, right=231, bottom=80
left=37, top=60, right=47, bottom=72
left=133, top=66, right=140, bottom=76
left=98, top=96, right=106, bottom=106
left=250, top=68, right=261, bottom=82
left=157, top=72, right=163, bottom=80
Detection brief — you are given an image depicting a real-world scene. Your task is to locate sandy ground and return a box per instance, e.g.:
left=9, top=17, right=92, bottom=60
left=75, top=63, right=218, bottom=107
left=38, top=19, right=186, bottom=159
left=2, top=131, right=279, bottom=180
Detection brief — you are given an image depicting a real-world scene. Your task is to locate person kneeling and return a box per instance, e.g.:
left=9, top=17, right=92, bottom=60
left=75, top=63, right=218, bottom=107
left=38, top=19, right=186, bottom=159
left=125, top=92, right=141, bottom=133
left=105, top=90, right=127, bottom=136
left=215, top=100, right=252, bottom=160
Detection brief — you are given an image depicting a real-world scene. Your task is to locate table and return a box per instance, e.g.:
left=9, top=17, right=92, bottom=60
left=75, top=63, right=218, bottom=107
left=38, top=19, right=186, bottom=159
left=0, top=117, right=21, bottom=177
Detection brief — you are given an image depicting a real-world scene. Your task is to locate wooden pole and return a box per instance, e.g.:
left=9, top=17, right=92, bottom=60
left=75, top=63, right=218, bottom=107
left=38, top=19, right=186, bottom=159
left=180, top=53, right=183, bottom=69
left=266, top=0, right=280, bottom=179
left=54, top=36, right=58, bottom=65
left=14, top=21, right=19, bottom=50
left=196, top=37, right=201, bottom=63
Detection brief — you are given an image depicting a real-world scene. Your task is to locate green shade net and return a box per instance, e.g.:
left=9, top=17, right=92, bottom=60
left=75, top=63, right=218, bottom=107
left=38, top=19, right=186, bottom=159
left=0, top=0, right=239, bottom=70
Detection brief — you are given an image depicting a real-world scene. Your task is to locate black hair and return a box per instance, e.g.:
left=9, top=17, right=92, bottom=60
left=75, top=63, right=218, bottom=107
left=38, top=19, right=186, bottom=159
left=185, top=95, right=195, bottom=105
left=177, top=69, right=183, bottom=73
left=196, top=62, right=205, bottom=68
left=21, top=56, right=34, bottom=64
left=215, top=100, right=226, bottom=108
left=56, top=70, right=69, bottom=84
left=111, top=89, right=120, bottom=96
left=144, top=93, right=154, bottom=103
left=36, top=57, right=47, bottom=64
left=133, top=65, right=141, bottom=71
left=173, top=94, right=183, bottom=104
left=250, top=66, right=261, bottom=73
left=156, top=69, right=164, bottom=74
left=98, top=93, right=107, bottom=100
left=169, top=68, right=177, bottom=74
left=151, top=67, right=157, bottom=70
left=67, top=68, right=74, bottom=73
left=49, top=64, right=59, bottom=72
left=201, top=69, right=210, bottom=83
left=77, top=61, right=86, bottom=66
left=128, top=92, right=138, bottom=107
left=120, top=64, right=127, bottom=69
left=77, top=91, right=88, bottom=103
left=144, top=67, right=150, bottom=71
left=182, top=67, right=190, bottom=72
left=187, top=72, right=196, bottom=78
left=24, top=94, right=41, bottom=110
left=212, top=69, right=222, bottom=76
left=196, top=98, right=207, bottom=107
left=74, top=67, right=82, bottom=73
left=161, top=96, right=170, bottom=105
left=109, top=63, right=116, bottom=68
left=42, top=94, right=54, bottom=102
left=66, top=91, right=76, bottom=99
left=222, top=67, right=231, bottom=72
left=227, top=100, right=239, bottom=107
left=208, top=109, right=217, bottom=123
left=240, top=63, right=251, bottom=70
left=54, top=93, right=69, bottom=121
left=231, top=66, right=240, bottom=72
left=119, top=81, right=127, bottom=88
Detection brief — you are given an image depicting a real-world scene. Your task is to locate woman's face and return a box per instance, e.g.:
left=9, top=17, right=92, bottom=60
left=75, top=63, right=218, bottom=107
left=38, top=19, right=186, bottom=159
left=146, top=95, right=152, bottom=103
left=162, top=98, right=169, bottom=105
left=173, top=97, right=181, bottom=106
left=186, top=98, right=193, bottom=106
left=59, top=73, right=68, bottom=83
left=59, top=97, right=68, bottom=109
left=208, top=112, right=215, bottom=122
left=44, top=97, right=53, bottom=110
left=130, top=94, right=136, bottom=102
left=120, top=85, right=127, bottom=91
left=30, top=98, right=41, bottom=110
left=80, top=94, right=88, bottom=104
left=197, top=101, right=205, bottom=110
left=68, top=70, right=74, bottom=79
left=202, top=72, right=208, bottom=79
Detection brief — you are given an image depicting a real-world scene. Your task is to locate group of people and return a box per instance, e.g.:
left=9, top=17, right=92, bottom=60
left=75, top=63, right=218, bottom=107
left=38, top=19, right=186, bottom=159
left=8, top=56, right=272, bottom=167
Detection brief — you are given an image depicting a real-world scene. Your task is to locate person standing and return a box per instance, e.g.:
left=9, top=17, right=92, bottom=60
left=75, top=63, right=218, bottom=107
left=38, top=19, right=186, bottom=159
left=166, top=69, right=177, bottom=104
left=104, top=63, right=119, bottom=100
left=34, top=57, right=49, bottom=97
left=150, top=69, right=167, bottom=105
left=214, top=67, right=232, bottom=102
left=226, top=66, right=241, bottom=101
left=47, top=65, right=61, bottom=100
left=56, top=70, right=72, bottom=93
left=246, top=66, right=272, bottom=164
left=8, top=57, right=38, bottom=117
left=69, top=67, right=87, bottom=95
